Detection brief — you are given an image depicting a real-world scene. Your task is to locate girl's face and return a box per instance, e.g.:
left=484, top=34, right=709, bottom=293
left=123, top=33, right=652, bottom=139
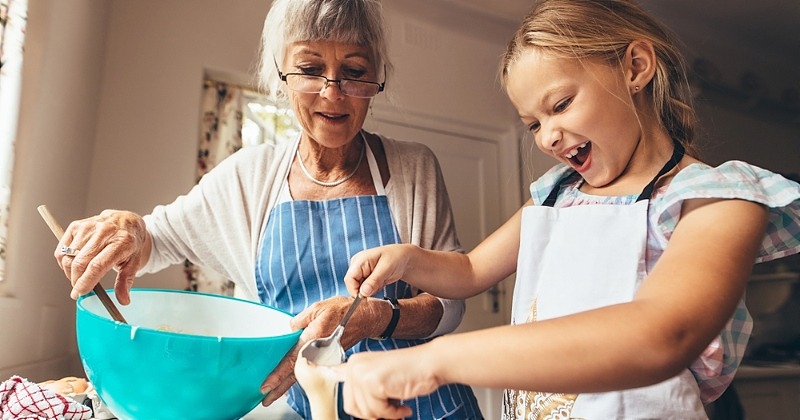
left=283, top=41, right=377, bottom=149
left=506, top=49, right=643, bottom=188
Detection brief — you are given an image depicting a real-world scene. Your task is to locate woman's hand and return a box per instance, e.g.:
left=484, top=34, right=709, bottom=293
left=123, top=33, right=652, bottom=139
left=260, top=295, right=388, bottom=407
left=55, top=210, right=151, bottom=305
left=343, top=244, right=416, bottom=297
left=333, top=346, right=442, bottom=419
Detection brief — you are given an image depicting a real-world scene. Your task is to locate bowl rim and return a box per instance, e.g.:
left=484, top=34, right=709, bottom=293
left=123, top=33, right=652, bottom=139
left=76, top=288, right=302, bottom=342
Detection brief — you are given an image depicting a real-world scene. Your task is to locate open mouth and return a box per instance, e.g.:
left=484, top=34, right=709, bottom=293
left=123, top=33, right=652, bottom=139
left=565, top=142, right=591, bottom=167
left=317, top=112, right=348, bottom=122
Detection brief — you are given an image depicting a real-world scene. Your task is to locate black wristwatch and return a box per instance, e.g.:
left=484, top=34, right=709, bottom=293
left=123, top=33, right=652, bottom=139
left=378, top=297, right=400, bottom=339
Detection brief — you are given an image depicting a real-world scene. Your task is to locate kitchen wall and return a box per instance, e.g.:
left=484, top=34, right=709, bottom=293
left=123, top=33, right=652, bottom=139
left=0, top=0, right=111, bottom=381
left=696, top=104, right=800, bottom=175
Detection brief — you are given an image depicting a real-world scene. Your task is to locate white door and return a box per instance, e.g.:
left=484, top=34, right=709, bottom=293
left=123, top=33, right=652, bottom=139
left=366, top=108, right=520, bottom=420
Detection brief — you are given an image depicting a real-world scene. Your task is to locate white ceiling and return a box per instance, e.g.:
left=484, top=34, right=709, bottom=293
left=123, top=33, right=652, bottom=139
left=444, top=0, right=800, bottom=98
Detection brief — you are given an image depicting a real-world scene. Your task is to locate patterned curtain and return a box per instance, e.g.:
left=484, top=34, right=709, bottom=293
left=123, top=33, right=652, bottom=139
left=184, top=81, right=244, bottom=296
left=0, top=0, right=28, bottom=282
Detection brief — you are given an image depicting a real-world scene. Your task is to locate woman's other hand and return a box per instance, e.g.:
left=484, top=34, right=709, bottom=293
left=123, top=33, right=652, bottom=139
left=260, top=295, right=389, bottom=407
left=333, top=346, right=441, bottom=419
left=344, top=244, right=416, bottom=297
left=55, top=210, right=151, bottom=305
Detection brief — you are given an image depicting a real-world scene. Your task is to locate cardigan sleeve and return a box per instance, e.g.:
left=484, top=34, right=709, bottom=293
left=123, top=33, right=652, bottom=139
left=139, top=142, right=292, bottom=301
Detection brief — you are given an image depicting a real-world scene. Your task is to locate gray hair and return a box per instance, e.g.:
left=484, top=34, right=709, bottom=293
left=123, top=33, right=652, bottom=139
left=257, top=0, right=393, bottom=103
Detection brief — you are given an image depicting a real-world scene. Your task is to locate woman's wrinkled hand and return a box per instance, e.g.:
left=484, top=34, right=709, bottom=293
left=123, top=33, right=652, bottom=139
left=343, top=244, right=415, bottom=298
left=55, top=210, right=150, bottom=305
left=260, top=295, right=386, bottom=407
left=332, top=347, right=441, bottom=420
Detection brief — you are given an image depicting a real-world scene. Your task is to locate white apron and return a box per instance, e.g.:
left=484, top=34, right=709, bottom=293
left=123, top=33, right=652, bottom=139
left=507, top=142, right=708, bottom=419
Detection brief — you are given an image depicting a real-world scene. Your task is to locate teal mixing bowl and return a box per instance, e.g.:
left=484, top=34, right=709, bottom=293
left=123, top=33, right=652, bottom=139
left=76, top=289, right=301, bottom=420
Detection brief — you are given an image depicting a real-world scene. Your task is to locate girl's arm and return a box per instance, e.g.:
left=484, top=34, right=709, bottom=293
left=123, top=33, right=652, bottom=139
left=337, top=198, right=768, bottom=419
left=343, top=199, right=533, bottom=299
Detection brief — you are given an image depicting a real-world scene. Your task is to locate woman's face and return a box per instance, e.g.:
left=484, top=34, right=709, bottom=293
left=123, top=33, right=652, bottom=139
left=283, top=41, right=377, bottom=150
left=506, top=49, right=642, bottom=188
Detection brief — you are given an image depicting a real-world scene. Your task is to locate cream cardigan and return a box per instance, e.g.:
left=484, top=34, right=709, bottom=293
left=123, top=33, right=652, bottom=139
left=140, top=133, right=465, bottom=335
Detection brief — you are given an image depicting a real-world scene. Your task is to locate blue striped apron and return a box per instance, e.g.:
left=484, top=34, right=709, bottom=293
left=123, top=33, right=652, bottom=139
left=255, top=134, right=482, bottom=419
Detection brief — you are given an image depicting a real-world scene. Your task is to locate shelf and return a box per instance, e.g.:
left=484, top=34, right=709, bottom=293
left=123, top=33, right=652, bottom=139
left=737, top=364, right=800, bottom=380
left=749, top=272, right=800, bottom=283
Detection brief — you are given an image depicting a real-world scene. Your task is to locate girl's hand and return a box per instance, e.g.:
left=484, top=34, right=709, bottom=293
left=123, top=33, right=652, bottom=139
left=344, top=244, right=416, bottom=297
left=334, top=346, right=442, bottom=420
left=55, top=210, right=150, bottom=305
left=260, top=295, right=388, bottom=406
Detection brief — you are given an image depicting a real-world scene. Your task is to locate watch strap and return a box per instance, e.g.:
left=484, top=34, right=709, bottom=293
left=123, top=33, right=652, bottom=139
left=378, top=297, right=400, bottom=339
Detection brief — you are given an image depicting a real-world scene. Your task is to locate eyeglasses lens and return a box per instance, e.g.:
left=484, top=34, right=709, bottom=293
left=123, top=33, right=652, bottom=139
left=286, top=75, right=378, bottom=98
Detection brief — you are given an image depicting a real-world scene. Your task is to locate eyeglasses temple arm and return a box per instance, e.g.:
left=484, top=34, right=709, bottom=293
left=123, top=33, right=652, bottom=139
left=273, top=56, right=286, bottom=81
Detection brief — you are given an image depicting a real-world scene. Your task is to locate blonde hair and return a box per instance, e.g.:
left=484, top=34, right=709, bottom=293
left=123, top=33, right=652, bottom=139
left=501, top=0, right=698, bottom=156
left=257, top=0, right=393, bottom=103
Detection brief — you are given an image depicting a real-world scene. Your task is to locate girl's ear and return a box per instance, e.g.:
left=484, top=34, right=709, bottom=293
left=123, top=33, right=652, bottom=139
left=625, top=39, right=657, bottom=95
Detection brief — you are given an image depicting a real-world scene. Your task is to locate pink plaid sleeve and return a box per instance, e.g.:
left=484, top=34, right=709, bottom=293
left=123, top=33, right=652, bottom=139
left=688, top=303, right=753, bottom=403
left=653, top=161, right=795, bottom=403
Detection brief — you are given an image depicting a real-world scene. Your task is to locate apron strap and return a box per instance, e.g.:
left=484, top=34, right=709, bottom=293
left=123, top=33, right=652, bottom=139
left=541, top=139, right=686, bottom=207
left=542, top=171, right=581, bottom=207
left=635, top=139, right=685, bottom=202
left=276, top=131, right=385, bottom=201
left=363, top=131, right=386, bottom=196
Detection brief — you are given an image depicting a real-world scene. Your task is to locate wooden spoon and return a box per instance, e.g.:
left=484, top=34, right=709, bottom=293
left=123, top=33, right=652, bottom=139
left=37, top=205, right=128, bottom=324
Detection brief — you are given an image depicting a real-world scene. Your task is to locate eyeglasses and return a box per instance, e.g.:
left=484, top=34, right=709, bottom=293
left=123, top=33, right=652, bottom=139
left=275, top=60, right=386, bottom=99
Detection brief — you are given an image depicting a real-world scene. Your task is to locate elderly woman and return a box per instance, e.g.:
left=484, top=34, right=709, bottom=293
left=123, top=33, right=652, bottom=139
left=54, top=0, right=482, bottom=419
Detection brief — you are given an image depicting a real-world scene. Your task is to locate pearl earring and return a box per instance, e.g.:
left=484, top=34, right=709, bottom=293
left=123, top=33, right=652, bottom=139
left=635, top=86, right=640, bottom=91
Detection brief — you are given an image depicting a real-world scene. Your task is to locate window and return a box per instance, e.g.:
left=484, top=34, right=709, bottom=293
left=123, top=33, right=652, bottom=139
left=188, top=80, right=299, bottom=296
left=241, top=91, right=300, bottom=147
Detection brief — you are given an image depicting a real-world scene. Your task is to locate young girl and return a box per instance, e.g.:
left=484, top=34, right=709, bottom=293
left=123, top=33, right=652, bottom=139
left=332, top=0, right=800, bottom=418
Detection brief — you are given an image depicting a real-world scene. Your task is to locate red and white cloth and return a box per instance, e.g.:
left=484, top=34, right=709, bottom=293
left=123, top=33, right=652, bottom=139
left=0, top=376, right=92, bottom=420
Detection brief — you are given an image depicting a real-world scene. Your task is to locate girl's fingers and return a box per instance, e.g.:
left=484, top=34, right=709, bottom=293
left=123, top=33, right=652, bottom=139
left=343, top=257, right=372, bottom=296
left=349, top=400, right=412, bottom=420
left=329, top=363, right=347, bottom=382
left=334, top=360, right=414, bottom=420
left=360, top=264, right=394, bottom=297
left=344, top=250, right=397, bottom=297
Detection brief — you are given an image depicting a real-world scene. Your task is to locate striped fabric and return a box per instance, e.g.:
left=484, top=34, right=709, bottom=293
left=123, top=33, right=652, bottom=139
left=257, top=196, right=403, bottom=313
left=529, top=160, right=800, bottom=403
left=257, top=195, right=481, bottom=419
